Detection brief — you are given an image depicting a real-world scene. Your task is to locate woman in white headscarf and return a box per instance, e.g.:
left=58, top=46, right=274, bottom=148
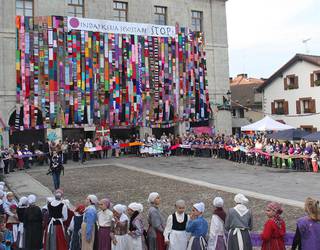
left=208, top=197, right=227, bottom=250
left=111, top=204, right=129, bottom=250
left=127, top=202, right=146, bottom=250
left=82, top=194, right=99, bottom=250
left=147, top=192, right=166, bottom=250
left=24, top=194, right=43, bottom=250
left=225, top=193, right=253, bottom=250
left=17, top=196, right=28, bottom=249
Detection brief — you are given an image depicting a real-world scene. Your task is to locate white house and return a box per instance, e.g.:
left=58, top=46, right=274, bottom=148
left=258, top=54, right=320, bottom=132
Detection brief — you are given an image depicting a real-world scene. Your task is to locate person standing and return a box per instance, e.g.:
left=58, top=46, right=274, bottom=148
left=49, top=151, right=64, bottom=190
left=68, top=204, right=85, bottom=250
left=97, top=198, right=113, bottom=250
left=186, top=202, right=208, bottom=250
left=110, top=204, right=129, bottom=250
left=208, top=197, right=227, bottom=250
left=16, top=196, right=28, bottom=249
left=24, top=195, right=43, bottom=250
left=225, top=193, right=253, bottom=250
left=2, top=149, right=10, bottom=175
left=292, top=197, right=320, bottom=250
left=147, top=192, right=166, bottom=250
left=163, top=200, right=189, bottom=250
left=260, top=202, right=286, bottom=250
left=127, top=202, right=146, bottom=250
left=45, top=189, right=68, bottom=250
left=82, top=194, right=98, bottom=250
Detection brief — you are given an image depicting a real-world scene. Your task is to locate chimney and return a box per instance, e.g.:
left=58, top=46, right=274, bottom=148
left=237, top=73, right=248, bottom=78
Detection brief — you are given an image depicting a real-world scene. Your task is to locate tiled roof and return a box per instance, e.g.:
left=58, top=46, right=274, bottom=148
left=257, top=53, right=320, bottom=91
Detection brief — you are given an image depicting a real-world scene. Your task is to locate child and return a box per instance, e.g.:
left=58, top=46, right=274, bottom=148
left=5, top=204, right=19, bottom=248
left=97, top=199, right=113, bottom=250
left=127, top=202, right=145, bottom=250
left=163, top=200, right=189, bottom=250
left=261, top=202, right=286, bottom=250
left=208, top=197, right=227, bottom=250
left=186, top=202, right=208, bottom=249
left=68, top=204, right=85, bottom=250
left=110, top=204, right=129, bottom=250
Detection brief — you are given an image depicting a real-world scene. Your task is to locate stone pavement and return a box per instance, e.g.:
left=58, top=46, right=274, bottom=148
left=5, top=155, right=318, bottom=207
left=103, top=156, right=318, bottom=205
left=5, top=171, right=53, bottom=206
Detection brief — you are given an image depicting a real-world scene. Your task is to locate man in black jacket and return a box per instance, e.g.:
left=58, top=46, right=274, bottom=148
left=49, top=151, right=63, bottom=190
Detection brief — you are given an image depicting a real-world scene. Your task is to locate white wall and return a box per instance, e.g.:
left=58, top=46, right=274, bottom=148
left=263, top=60, right=320, bottom=130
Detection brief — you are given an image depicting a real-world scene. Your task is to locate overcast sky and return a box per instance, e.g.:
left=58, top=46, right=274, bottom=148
left=226, top=0, right=320, bottom=78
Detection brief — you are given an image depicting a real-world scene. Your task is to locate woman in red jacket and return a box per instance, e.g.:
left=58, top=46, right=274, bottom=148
left=260, top=202, right=286, bottom=250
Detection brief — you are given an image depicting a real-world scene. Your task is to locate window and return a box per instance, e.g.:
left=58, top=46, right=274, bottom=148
left=67, top=0, right=84, bottom=17
left=191, top=10, right=202, bottom=31
left=232, top=109, right=236, bottom=117
left=275, top=101, right=284, bottom=114
left=16, top=0, right=33, bottom=16
left=113, top=1, right=127, bottom=22
left=272, top=100, right=288, bottom=115
left=239, top=108, right=244, bottom=118
left=284, top=74, right=298, bottom=90
left=154, top=6, right=167, bottom=25
left=311, top=70, right=320, bottom=87
left=297, top=98, right=316, bottom=114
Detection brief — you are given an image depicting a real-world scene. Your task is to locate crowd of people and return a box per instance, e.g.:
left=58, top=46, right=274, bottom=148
left=0, top=183, right=318, bottom=250
left=1, top=132, right=319, bottom=173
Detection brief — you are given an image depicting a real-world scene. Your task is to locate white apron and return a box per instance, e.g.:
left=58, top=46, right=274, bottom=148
left=128, top=235, right=143, bottom=250
left=168, top=230, right=189, bottom=250
left=112, top=234, right=129, bottom=250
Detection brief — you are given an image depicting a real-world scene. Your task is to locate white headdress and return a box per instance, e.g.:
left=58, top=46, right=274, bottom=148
left=148, top=192, right=159, bottom=203
left=193, top=202, right=205, bottom=213
left=28, top=194, right=37, bottom=205
left=213, top=197, right=224, bottom=208
left=128, top=202, right=143, bottom=213
left=87, top=194, right=99, bottom=205
left=234, top=193, right=249, bottom=205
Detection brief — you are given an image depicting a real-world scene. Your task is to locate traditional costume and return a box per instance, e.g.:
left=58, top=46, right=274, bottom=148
left=261, top=202, right=285, bottom=250
left=147, top=192, right=166, bottom=250
left=128, top=202, right=146, bottom=250
left=292, top=197, right=320, bottom=250
left=111, top=204, right=129, bottom=250
left=68, top=204, right=85, bottom=250
left=45, top=190, right=68, bottom=250
left=24, top=195, right=43, bottom=250
left=186, top=202, right=208, bottom=250
left=225, top=194, right=253, bottom=250
left=98, top=199, right=113, bottom=250
left=82, top=194, right=98, bottom=250
left=163, top=200, right=189, bottom=250
left=208, top=197, right=227, bottom=250
left=17, top=196, right=28, bottom=249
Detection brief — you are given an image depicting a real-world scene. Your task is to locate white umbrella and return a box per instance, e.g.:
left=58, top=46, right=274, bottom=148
left=241, top=116, right=294, bottom=132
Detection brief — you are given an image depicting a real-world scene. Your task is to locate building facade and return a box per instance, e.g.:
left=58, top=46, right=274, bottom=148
left=0, top=0, right=231, bottom=146
left=230, top=74, right=264, bottom=135
left=258, top=54, right=320, bottom=132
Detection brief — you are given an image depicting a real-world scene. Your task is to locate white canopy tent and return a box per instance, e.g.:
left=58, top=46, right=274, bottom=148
left=241, top=116, right=294, bottom=131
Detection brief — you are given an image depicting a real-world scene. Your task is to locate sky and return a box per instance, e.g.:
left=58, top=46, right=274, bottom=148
left=226, top=0, right=320, bottom=78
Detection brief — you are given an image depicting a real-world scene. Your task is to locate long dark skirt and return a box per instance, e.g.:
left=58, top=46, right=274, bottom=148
left=227, top=228, right=252, bottom=250
left=98, top=226, right=111, bottom=250
left=187, top=236, right=207, bottom=250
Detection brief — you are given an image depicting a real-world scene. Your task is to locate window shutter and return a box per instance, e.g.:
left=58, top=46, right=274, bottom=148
left=310, top=73, right=315, bottom=87
left=312, top=127, right=317, bottom=133
left=271, top=102, right=275, bottom=114
left=296, top=100, right=301, bottom=114
left=310, top=99, right=316, bottom=113
left=294, top=76, right=299, bottom=89
left=284, top=77, right=288, bottom=90
left=284, top=101, right=289, bottom=115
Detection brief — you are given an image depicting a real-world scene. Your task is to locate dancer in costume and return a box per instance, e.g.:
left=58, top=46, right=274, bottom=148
left=186, top=202, right=208, bottom=250
left=163, top=200, right=189, bottom=250
left=208, top=197, right=227, bottom=250
left=147, top=192, right=166, bottom=250
left=225, top=193, right=253, bottom=250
